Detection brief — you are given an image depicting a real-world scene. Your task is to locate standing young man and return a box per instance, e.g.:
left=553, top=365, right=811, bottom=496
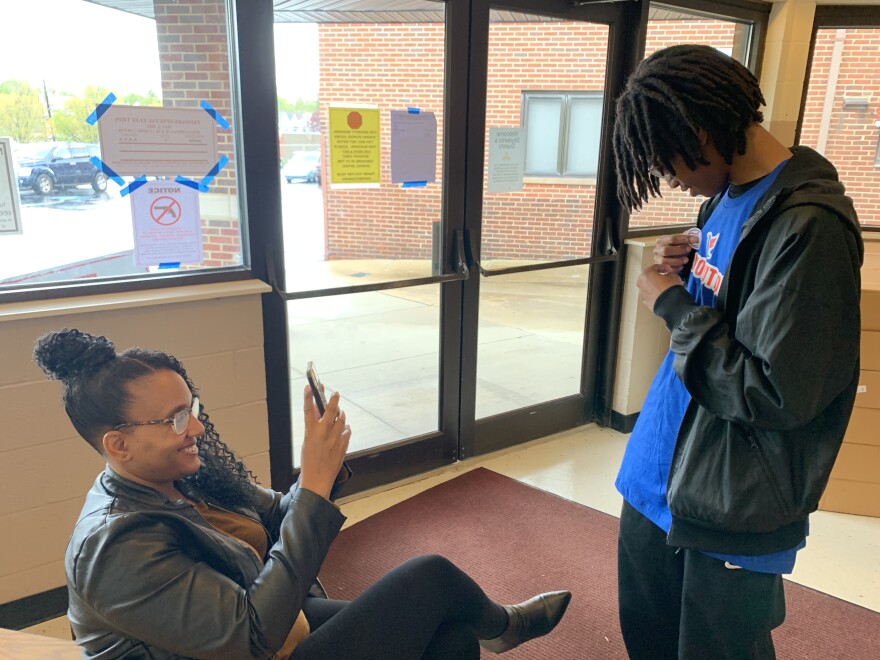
left=611, top=45, right=863, bottom=659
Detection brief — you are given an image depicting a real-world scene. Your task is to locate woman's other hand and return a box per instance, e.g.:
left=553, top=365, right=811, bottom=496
left=299, top=386, right=351, bottom=500
left=653, top=233, right=693, bottom=274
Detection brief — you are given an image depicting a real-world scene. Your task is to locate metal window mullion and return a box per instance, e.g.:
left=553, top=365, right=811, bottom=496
left=559, top=93, right=572, bottom=175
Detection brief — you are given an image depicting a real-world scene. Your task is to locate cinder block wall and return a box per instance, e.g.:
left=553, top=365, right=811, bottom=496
left=0, top=291, right=270, bottom=605
left=613, top=238, right=672, bottom=419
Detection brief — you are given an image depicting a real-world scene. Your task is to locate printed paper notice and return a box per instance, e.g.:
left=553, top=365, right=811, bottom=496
left=99, top=105, right=218, bottom=176
left=487, top=128, right=524, bottom=193
left=0, top=138, right=23, bottom=235
left=390, top=110, right=437, bottom=184
left=328, top=106, right=380, bottom=186
left=130, top=182, right=203, bottom=268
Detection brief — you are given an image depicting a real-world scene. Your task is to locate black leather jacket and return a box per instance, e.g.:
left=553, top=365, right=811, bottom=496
left=66, top=468, right=345, bottom=659
left=654, top=146, right=863, bottom=555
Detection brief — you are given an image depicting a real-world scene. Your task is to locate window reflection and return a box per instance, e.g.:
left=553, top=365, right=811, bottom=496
left=0, top=0, right=243, bottom=288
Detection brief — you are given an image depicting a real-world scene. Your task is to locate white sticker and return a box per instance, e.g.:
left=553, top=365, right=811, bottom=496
left=857, top=385, right=868, bottom=394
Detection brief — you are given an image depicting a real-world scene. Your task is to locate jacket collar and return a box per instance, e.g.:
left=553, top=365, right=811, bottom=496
left=99, top=466, right=189, bottom=506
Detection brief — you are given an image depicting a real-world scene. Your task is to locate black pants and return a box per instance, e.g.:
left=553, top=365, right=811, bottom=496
left=617, top=501, right=786, bottom=660
left=291, top=554, right=508, bottom=660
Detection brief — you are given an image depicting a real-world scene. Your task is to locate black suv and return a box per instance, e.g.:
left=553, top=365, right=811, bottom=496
left=16, top=142, right=108, bottom=195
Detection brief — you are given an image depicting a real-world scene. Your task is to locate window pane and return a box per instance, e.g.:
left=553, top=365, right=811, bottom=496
left=274, top=4, right=448, bottom=460
left=287, top=286, right=441, bottom=466
left=628, top=5, right=755, bottom=230
left=525, top=97, right=562, bottom=174
left=275, top=9, right=447, bottom=294
left=476, top=265, right=589, bottom=418
left=801, top=27, right=880, bottom=229
left=565, top=96, right=603, bottom=175
left=483, top=18, right=609, bottom=265
left=0, top=0, right=244, bottom=288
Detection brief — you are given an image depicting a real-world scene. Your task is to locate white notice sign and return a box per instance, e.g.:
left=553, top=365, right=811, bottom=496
left=487, top=128, right=525, bottom=194
left=0, top=138, right=23, bottom=236
left=99, top=105, right=219, bottom=176
left=130, top=183, right=203, bottom=268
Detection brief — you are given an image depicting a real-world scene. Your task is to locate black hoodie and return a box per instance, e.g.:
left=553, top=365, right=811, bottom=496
left=653, top=146, right=863, bottom=554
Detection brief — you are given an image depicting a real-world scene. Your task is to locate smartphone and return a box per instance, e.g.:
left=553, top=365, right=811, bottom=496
left=305, top=362, right=353, bottom=492
left=305, top=361, right=329, bottom=417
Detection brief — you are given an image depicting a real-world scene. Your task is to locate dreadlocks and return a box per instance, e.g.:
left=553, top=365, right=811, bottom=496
left=613, top=45, right=766, bottom=211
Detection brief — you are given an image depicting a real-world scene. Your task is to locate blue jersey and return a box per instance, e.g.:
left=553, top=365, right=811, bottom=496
left=615, top=161, right=806, bottom=573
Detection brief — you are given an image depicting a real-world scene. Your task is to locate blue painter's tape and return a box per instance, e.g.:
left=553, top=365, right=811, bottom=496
left=86, top=92, right=117, bottom=125
left=201, top=100, right=230, bottom=130
left=119, top=176, right=148, bottom=197
left=200, top=155, right=229, bottom=188
left=205, top=155, right=229, bottom=179
left=407, top=107, right=420, bottom=114
left=90, top=157, right=125, bottom=186
left=158, top=262, right=181, bottom=270
left=402, top=181, right=427, bottom=188
left=175, top=176, right=204, bottom=192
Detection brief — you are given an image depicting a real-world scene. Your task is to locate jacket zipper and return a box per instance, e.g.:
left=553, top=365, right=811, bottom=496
left=747, top=433, right=789, bottom=515
left=716, top=193, right=780, bottom=311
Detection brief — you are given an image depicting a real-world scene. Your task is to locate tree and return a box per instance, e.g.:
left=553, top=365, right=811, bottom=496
left=121, top=91, right=162, bottom=107
left=0, top=80, right=47, bottom=142
left=52, top=85, right=114, bottom=143
left=278, top=96, right=318, bottom=114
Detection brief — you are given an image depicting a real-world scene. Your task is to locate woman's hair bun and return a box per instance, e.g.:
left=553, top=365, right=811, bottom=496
left=33, top=329, right=116, bottom=381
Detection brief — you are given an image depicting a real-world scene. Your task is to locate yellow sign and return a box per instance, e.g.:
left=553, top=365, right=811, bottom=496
left=328, top=106, right=381, bottom=186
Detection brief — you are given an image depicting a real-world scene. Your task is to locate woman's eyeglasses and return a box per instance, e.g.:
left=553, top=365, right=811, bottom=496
left=113, top=398, right=200, bottom=435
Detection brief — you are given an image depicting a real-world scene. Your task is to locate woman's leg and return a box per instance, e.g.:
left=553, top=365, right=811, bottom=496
left=292, top=555, right=507, bottom=660
left=422, top=621, right=480, bottom=660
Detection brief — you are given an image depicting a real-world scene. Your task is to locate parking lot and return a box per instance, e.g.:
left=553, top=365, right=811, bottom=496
left=1, top=179, right=324, bottom=283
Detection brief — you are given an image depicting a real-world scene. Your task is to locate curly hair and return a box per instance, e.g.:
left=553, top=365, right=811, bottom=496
left=613, top=44, right=765, bottom=211
left=34, top=328, right=260, bottom=509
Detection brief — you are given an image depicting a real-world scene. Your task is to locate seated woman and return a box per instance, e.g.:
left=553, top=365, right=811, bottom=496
left=35, top=328, right=571, bottom=659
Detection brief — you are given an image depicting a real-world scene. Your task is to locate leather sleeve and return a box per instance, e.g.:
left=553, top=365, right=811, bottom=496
left=250, top=484, right=294, bottom=544
left=71, top=487, right=345, bottom=659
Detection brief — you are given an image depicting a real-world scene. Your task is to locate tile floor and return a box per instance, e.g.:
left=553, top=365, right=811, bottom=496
left=21, top=424, right=880, bottom=642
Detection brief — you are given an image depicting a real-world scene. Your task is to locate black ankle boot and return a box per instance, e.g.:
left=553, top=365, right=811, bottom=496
left=479, top=590, right=572, bottom=654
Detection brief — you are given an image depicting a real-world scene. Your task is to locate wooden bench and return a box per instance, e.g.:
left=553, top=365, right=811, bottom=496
left=0, top=627, right=80, bottom=659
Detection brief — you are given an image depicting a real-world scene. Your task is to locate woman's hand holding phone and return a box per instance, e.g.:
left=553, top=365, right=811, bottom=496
left=300, top=386, right=351, bottom=500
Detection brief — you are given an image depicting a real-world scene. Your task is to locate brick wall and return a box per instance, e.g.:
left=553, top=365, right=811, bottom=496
left=801, top=28, right=880, bottom=228
left=318, top=20, right=738, bottom=260
left=155, top=0, right=241, bottom=267
left=317, top=23, right=446, bottom=260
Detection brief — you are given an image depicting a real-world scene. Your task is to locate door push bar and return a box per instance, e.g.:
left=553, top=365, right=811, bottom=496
left=267, top=229, right=470, bottom=301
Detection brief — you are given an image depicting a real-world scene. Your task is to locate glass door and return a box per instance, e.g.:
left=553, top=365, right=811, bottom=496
left=267, top=0, right=471, bottom=494
left=258, top=0, right=638, bottom=492
left=462, top=0, right=637, bottom=456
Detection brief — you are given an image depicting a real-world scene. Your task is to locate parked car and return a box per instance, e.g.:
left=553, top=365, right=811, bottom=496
left=282, top=151, right=320, bottom=183
left=16, top=142, right=108, bottom=195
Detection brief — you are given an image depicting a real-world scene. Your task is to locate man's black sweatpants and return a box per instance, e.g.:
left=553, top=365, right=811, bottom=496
left=617, top=500, right=786, bottom=660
